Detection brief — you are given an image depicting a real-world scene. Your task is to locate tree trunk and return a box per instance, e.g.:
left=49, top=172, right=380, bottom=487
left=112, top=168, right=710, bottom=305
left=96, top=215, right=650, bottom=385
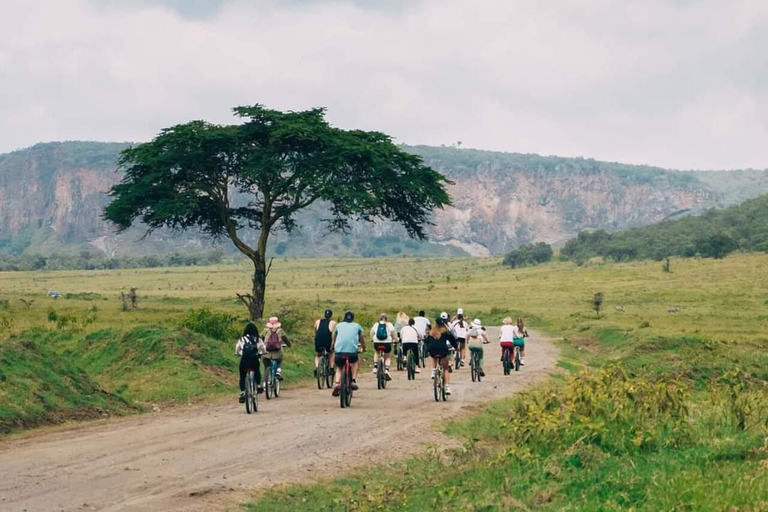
left=249, top=256, right=266, bottom=321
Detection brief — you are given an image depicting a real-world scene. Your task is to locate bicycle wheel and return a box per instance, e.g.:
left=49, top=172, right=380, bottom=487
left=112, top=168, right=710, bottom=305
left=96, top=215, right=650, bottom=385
left=503, top=349, right=511, bottom=376
left=470, top=354, right=477, bottom=382
left=317, top=358, right=324, bottom=389
left=245, top=372, right=253, bottom=414
left=264, top=367, right=272, bottom=400
left=377, top=358, right=385, bottom=390
left=442, top=375, right=447, bottom=401
left=396, top=346, right=404, bottom=371
left=250, top=371, right=258, bottom=413
left=345, top=368, right=353, bottom=407
left=476, top=353, right=482, bottom=382
left=340, top=369, right=348, bottom=409
left=514, top=348, right=520, bottom=372
left=325, top=356, right=334, bottom=388
left=433, top=367, right=441, bottom=402
left=275, top=374, right=281, bottom=397
left=419, top=343, right=426, bottom=368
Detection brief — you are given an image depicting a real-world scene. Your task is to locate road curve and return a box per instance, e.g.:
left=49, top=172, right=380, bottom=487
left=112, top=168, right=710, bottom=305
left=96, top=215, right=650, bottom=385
left=0, top=328, right=557, bottom=511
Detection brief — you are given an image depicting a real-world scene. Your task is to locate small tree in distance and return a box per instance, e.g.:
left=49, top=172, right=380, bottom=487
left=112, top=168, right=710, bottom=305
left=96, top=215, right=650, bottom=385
left=591, top=292, right=604, bottom=317
left=105, top=104, right=452, bottom=320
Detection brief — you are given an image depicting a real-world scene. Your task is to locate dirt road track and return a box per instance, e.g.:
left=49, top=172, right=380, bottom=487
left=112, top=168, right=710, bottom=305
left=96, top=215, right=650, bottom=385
left=0, top=329, right=557, bottom=511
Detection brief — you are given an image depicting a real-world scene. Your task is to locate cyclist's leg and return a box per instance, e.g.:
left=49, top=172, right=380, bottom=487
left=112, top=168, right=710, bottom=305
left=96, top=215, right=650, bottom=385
left=443, top=357, right=451, bottom=384
left=238, top=364, right=247, bottom=392
left=383, top=344, right=392, bottom=372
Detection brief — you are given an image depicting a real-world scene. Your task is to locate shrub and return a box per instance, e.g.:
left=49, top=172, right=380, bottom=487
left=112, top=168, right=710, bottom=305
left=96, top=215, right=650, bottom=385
left=180, top=308, right=241, bottom=341
left=503, top=242, right=553, bottom=268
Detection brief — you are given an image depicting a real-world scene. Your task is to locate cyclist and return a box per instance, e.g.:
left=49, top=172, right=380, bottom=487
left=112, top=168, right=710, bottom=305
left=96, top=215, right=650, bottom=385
left=413, top=310, right=431, bottom=340
left=313, top=309, right=336, bottom=378
left=499, top=316, right=516, bottom=363
left=467, top=318, right=489, bottom=377
left=262, top=316, right=292, bottom=382
left=515, top=318, right=529, bottom=365
left=400, top=318, right=421, bottom=374
left=450, top=311, right=470, bottom=368
left=235, top=322, right=265, bottom=403
left=370, top=313, right=397, bottom=380
left=393, top=311, right=409, bottom=368
left=427, top=316, right=455, bottom=395
left=332, top=310, right=366, bottom=396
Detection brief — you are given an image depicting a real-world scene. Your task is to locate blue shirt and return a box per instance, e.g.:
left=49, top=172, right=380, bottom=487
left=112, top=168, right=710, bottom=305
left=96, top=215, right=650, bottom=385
left=334, top=322, right=362, bottom=354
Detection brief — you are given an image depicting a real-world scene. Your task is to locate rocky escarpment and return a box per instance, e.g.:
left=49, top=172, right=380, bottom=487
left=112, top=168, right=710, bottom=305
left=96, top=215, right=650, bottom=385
left=0, top=142, right=766, bottom=257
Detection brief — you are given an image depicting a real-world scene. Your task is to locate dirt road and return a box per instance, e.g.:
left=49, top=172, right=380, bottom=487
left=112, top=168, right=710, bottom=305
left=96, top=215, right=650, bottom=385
left=0, top=329, right=557, bottom=512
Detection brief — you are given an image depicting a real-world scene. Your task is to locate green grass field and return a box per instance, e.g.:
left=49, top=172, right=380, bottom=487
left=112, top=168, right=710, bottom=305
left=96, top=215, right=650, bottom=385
left=1, top=254, right=767, bottom=509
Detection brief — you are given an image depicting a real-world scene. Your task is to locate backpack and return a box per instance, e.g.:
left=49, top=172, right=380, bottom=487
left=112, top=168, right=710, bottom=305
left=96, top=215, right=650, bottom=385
left=241, top=336, right=259, bottom=359
left=376, top=322, right=389, bottom=341
left=265, top=329, right=281, bottom=352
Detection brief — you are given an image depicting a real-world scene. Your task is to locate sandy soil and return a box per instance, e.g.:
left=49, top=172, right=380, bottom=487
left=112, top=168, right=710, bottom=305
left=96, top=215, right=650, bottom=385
left=0, top=328, right=557, bottom=512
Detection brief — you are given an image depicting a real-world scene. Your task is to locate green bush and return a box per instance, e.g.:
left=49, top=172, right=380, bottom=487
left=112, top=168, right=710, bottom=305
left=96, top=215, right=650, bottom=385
left=503, top=242, right=553, bottom=268
left=180, top=308, right=241, bottom=341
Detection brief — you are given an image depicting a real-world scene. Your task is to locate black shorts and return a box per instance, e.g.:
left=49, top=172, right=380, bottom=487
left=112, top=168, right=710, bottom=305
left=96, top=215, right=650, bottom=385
left=335, top=353, right=359, bottom=367
left=373, top=343, right=392, bottom=354
left=429, top=348, right=450, bottom=359
left=315, top=342, right=332, bottom=354
left=402, top=343, right=419, bottom=358
left=456, top=337, right=466, bottom=348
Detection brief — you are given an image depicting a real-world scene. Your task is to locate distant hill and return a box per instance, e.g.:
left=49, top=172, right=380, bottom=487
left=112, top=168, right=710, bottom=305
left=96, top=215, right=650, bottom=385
left=560, top=193, right=768, bottom=263
left=0, top=141, right=767, bottom=259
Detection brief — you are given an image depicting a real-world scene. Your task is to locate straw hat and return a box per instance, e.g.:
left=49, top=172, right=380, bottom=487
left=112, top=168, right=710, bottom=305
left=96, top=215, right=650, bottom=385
left=266, top=316, right=281, bottom=329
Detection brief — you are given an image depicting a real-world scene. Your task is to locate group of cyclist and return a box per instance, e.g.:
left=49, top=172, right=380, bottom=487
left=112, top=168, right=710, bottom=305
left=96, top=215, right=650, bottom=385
left=236, top=308, right=528, bottom=403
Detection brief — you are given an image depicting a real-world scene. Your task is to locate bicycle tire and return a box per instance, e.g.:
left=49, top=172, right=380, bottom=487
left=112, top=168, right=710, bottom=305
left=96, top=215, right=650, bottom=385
left=250, top=371, right=258, bottom=413
left=377, top=358, right=385, bottom=390
left=317, top=358, right=324, bottom=389
left=245, top=372, right=253, bottom=414
left=275, top=374, right=281, bottom=397
left=340, top=369, right=347, bottom=409
left=345, top=368, right=353, bottom=407
left=433, top=369, right=441, bottom=402
left=442, top=376, right=447, bottom=401
left=470, top=354, right=477, bottom=382
left=264, top=365, right=272, bottom=399
left=325, top=357, right=334, bottom=388
left=503, top=348, right=511, bottom=376
left=514, top=347, right=520, bottom=372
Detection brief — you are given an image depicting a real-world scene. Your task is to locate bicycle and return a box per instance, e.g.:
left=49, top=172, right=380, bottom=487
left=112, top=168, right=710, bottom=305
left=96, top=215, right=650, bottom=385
left=316, top=349, right=333, bottom=390
left=406, top=346, right=417, bottom=380
left=375, top=345, right=388, bottom=389
left=396, top=343, right=404, bottom=371
left=454, top=343, right=463, bottom=371
left=339, top=355, right=354, bottom=408
left=502, top=346, right=512, bottom=376
left=470, top=349, right=482, bottom=382
left=433, top=355, right=448, bottom=402
left=264, top=359, right=281, bottom=399
left=418, top=339, right=427, bottom=368
left=243, top=366, right=259, bottom=414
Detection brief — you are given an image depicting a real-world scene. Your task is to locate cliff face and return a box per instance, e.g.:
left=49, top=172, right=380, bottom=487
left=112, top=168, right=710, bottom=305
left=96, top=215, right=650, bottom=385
left=0, top=142, right=766, bottom=257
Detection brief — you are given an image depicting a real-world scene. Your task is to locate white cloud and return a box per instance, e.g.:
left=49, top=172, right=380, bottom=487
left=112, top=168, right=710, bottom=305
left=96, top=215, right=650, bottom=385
left=1, top=0, right=767, bottom=169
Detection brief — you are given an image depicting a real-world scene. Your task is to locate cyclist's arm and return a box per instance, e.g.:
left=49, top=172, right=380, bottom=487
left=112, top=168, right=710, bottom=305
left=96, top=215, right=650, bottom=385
left=280, top=332, right=292, bottom=347
left=358, top=332, right=366, bottom=352
left=331, top=330, right=338, bottom=354
left=235, top=338, right=243, bottom=356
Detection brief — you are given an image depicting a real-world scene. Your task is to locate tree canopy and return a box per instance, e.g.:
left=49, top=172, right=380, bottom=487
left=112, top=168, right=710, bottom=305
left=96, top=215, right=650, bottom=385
left=105, top=105, right=452, bottom=318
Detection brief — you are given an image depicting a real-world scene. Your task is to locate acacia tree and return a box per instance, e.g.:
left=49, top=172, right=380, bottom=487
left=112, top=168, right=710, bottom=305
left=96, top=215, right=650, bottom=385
left=104, top=105, right=452, bottom=320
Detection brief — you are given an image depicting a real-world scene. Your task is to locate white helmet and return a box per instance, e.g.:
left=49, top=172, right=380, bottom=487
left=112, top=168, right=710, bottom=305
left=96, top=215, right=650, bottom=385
left=440, top=311, right=449, bottom=320
left=457, top=307, right=464, bottom=316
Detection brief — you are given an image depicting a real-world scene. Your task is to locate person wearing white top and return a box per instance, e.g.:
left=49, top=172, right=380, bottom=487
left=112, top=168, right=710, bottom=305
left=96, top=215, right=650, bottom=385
left=450, top=314, right=470, bottom=368
left=413, top=310, right=431, bottom=339
left=467, top=318, right=489, bottom=376
left=399, top=318, right=421, bottom=374
left=499, top=316, right=528, bottom=365
left=370, top=313, right=397, bottom=380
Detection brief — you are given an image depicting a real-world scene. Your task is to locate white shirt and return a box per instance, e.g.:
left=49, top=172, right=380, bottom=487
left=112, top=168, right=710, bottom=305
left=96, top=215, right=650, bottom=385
left=450, top=319, right=470, bottom=339
left=413, top=316, right=431, bottom=337
left=370, top=321, right=397, bottom=343
left=400, top=325, right=419, bottom=344
left=499, top=325, right=519, bottom=343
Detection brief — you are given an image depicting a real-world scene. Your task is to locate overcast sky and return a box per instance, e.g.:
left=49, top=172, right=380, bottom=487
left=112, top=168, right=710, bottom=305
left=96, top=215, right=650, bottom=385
left=2, top=0, right=767, bottom=170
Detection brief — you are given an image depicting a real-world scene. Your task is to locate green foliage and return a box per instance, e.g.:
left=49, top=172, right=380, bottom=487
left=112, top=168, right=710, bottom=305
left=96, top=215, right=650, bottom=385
left=591, top=292, right=604, bottom=317
left=0, top=250, right=227, bottom=272
left=561, top=194, right=768, bottom=263
left=180, top=307, right=241, bottom=341
left=0, top=336, right=135, bottom=433
left=502, top=242, right=553, bottom=268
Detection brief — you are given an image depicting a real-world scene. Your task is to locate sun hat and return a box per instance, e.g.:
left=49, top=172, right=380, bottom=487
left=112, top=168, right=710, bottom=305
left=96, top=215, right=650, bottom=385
left=457, top=307, right=464, bottom=315
left=472, top=318, right=482, bottom=327
left=266, top=316, right=281, bottom=329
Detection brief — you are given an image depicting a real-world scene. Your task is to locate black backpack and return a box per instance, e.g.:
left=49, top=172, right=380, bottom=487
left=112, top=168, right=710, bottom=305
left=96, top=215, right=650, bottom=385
left=241, top=336, right=259, bottom=359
